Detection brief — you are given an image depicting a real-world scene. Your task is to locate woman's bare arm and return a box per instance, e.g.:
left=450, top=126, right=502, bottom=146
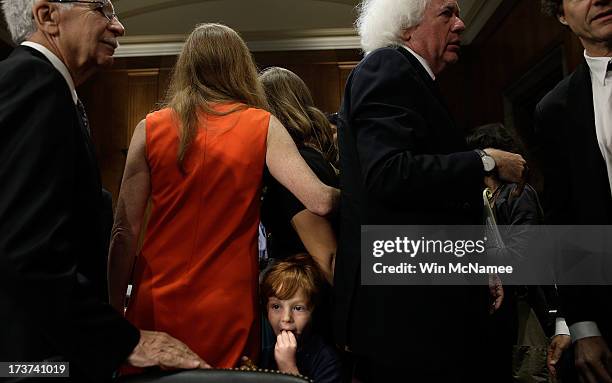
left=291, top=210, right=336, bottom=284
left=108, top=119, right=150, bottom=313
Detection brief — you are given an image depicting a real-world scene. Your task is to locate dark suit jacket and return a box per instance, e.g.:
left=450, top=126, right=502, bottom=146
left=535, top=59, right=612, bottom=342
left=0, top=46, right=139, bottom=381
left=334, top=46, right=488, bottom=369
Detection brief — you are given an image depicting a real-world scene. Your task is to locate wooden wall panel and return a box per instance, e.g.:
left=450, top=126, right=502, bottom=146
left=439, top=0, right=582, bottom=131
left=254, top=50, right=360, bottom=114
left=126, top=70, right=160, bottom=145
left=80, top=71, right=130, bottom=201
left=435, top=0, right=585, bottom=190
left=158, top=69, right=173, bottom=102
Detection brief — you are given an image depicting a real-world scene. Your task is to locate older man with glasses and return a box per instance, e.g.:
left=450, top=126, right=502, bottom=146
left=0, top=1, right=209, bottom=381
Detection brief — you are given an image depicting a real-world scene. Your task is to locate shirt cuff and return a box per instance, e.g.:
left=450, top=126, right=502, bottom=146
left=569, top=321, right=602, bottom=342
left=554, top=317, right=570, bottom=336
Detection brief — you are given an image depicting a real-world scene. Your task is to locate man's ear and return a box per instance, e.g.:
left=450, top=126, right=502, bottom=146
left=32, top=2, right=61, bottom=35
left=558, top=14, right=568, bottom=26
left=401, top=27, right=414, bottom=43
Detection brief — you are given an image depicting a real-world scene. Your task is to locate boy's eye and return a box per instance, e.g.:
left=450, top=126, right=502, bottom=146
left=293, top=306, right=305, bottom=312
left=271, top=303, right=280, bottom=310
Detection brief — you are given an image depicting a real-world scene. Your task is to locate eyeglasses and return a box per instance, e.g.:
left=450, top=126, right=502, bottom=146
left=47, top=0, right=119, bottom=23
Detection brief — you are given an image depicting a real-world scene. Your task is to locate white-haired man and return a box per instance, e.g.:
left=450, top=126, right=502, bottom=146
left=0, top=1, right=209, bottom=381
left=333, top=0, right=527, bottom=381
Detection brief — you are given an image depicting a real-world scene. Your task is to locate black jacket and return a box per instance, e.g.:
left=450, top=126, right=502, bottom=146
left=0, top=46, right=139, bottom=382
left=334, top=46, right=488, bottom=369
left=534, top=59, right=612, bottom=341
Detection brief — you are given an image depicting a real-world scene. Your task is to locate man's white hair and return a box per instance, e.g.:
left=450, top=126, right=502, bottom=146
left=2, top=0, right=37, bottom=44
left=356, top=0, right=430, bottom=54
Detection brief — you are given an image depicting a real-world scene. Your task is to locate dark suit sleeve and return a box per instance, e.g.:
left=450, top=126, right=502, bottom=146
left=534, top=94, right=600, bottom=327
left=533, top=101, right=572, bottom=225
left=0, top=59, right=139, bottom=379
left=347, top=49, right=483, bottom=204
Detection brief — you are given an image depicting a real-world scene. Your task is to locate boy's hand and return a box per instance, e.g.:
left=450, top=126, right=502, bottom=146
left=274, top=330, right=299, bottom=374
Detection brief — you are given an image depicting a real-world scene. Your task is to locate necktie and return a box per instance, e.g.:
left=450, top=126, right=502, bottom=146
left=76, top=99, right=91, bottom=135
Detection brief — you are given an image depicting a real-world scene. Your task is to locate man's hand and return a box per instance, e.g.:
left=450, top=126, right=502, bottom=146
left=574, top=336, right=612, bottom=383
left=128, top=330, right=211, bottom=370
left=484, top=148, right=527, bottom=185
left=274, top=331, right=299, bottom=374
left=547, top=334, right=571, bottom=380
left=488, top=274, right=504, bottom=314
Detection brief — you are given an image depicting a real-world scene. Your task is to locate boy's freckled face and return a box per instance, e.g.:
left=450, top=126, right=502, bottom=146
left=267, top=289, right=312, bottom=337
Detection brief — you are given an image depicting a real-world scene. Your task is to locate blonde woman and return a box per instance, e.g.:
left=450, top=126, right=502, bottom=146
left=108, top=24, right=337, bottom=370
left=259, top=67, right=338, bottom=284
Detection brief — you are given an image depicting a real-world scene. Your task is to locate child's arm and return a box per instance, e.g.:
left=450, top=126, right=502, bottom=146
left=274, top=331, right=300, bottom=375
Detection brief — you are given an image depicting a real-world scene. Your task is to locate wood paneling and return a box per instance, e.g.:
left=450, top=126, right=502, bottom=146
left=439, top=0, right=582, bottom=131
left=255, top=49, right=360, bottom=114
left=127, top=70, right=160, bottom=145
left=435, top=0, right=585, bottom=190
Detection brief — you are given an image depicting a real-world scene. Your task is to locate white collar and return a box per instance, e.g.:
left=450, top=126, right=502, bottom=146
left=21, top=41, right=78, bottom=105
left=401, top=45, right=436, bottom=81
left=584, top=50, right=612, bottom=87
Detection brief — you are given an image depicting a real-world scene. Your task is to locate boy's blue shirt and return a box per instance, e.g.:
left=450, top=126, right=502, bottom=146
left=261, top=328, right=342, bottom=383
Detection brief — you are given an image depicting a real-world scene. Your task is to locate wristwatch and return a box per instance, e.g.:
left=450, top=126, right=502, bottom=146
left=474, top=149, right=496, bottom=173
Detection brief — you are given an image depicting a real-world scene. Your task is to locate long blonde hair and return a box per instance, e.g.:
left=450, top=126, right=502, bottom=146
left=165, top=23, right=268, bottom=170
left=259, top=67, right=338, bottom=165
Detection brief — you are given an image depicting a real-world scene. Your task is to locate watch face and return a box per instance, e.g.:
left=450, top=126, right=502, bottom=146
left=483, top=156, right=495, bottom=172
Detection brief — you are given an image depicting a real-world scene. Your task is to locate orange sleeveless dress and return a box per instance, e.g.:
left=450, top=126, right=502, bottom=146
left=125, top=104, right=269, bottom=368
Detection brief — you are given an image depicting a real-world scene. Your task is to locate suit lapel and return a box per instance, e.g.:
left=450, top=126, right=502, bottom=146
left=14, top=45, right=48, bottom=62
left=395, top=46, right=465, bottom=149
left=396, top=47, right=447, bottom=105
left=18, top=45, right=103, bottom=192
left=568, top=60, right=612, bottom=220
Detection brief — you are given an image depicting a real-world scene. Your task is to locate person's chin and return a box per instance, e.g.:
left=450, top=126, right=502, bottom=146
left=443, top=52, right=460, bottom=65
left=96, top=55, right=115, bottom=68
left=595, top=24, right=612, bottom=40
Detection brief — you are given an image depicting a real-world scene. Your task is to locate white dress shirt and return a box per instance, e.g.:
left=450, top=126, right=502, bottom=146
left=21, top=41, right=78, bottom=105
left=586, top=52, right=612, bottom=195
left=401, top=45, right=435, bottom=81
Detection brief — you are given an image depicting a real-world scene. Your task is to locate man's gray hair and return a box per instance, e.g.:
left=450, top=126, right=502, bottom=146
left=356, top=0, right=430, bottom=54
left=2, top=0, right=37, bottom=44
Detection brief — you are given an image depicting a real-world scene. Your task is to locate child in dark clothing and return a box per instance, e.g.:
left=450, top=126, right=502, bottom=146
left=260, top=254, right=341, bottom=383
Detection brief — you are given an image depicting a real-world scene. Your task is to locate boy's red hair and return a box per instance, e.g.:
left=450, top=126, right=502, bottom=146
left=261, top=253, right=324, bottom=309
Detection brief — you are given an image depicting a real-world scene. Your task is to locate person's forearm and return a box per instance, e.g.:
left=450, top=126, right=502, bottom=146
left=108, top=224, right=137, bottom=313
left=291, top=210, right=337, bottom=284
left=311, top=252, right=334, bottom=284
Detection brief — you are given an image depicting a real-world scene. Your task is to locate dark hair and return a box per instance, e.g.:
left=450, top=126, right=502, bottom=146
left=541, top=0, right=562, bottom=17
left=466, top=123, right=521, bottom=154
